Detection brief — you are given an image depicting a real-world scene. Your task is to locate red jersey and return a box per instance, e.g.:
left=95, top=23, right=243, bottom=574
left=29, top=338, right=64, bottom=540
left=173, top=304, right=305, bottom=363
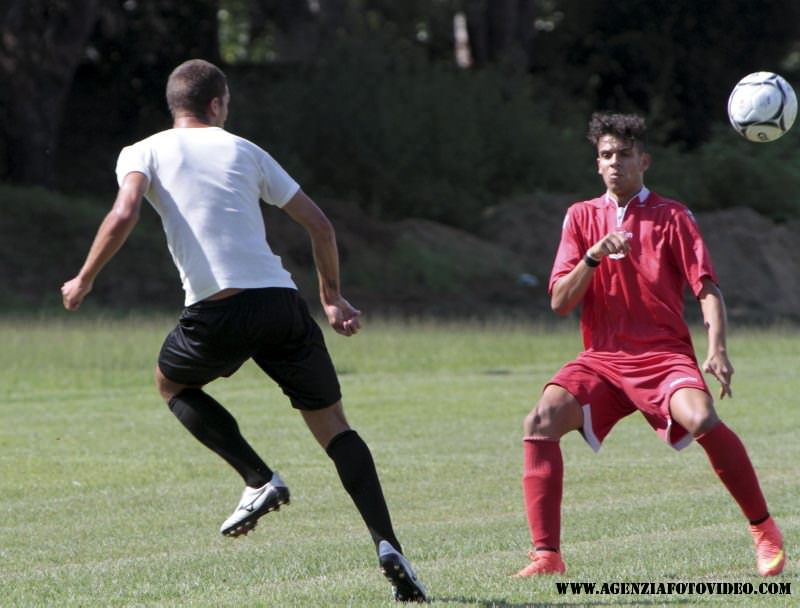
left=548, top=189, right=718, bottom=357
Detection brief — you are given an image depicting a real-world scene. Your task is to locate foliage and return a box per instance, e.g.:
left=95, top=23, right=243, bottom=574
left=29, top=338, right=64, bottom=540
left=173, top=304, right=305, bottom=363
left=0, top=184, right=182, bottom=311
left=0, top=318, right=797, bottom=605
left=529, top=0, right=800, bottom=148
left=0, top=0, right=102, bottom=185
left=32, top=0, right=800, bottom=228
left=228, top=32, right=800, bottom=226
left=648, top=124, right=800, bottom=221
left=229, top=31, right=589, bottom=230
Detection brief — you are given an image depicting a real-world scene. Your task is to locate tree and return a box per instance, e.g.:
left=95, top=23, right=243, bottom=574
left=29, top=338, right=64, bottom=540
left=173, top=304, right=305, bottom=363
left=0, top=0, right=102, bottom=186
left=0, top=0, right=223, bottom=188
left=464, top=0, right=535, bottom=71
left=82, top=0, right=221, bottom=133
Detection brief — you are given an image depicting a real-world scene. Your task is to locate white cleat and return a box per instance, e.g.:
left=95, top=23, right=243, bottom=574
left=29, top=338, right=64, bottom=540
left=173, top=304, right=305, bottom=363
left=220, top=472, right=290, bottom=537
left=378, top=540, right=427, bottom=602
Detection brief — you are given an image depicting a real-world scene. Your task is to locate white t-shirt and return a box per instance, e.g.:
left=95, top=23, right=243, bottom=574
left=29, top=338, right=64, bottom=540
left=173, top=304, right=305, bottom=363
left=116, top=127, right=299, bottom=305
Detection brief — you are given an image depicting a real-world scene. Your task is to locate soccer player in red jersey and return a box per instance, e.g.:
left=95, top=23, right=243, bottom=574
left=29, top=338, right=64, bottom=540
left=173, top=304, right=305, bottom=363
left=515, top=112, right=785, bottom=578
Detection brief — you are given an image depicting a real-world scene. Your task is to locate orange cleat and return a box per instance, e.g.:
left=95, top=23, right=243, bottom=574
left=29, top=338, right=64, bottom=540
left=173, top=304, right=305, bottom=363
left=514, top=550, right=566, bottom=577
left=750, top=516, right=786, bottom=576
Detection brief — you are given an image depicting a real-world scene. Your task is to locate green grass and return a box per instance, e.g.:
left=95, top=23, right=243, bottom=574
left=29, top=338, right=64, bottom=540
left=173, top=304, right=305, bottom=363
left=0, top=316, right=797, bottom=607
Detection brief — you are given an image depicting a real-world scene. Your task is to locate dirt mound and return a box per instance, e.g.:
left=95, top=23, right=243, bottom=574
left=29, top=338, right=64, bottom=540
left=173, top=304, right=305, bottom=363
left=263, top=199, right=537, bottom=317
left=699, top=208, right=800, bottom=321
left=265, top=194, right=799, bottom=322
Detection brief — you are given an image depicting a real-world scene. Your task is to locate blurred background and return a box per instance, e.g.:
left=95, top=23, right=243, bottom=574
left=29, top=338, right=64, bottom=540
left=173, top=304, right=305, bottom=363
left=2, top=0, right=799, bottom=321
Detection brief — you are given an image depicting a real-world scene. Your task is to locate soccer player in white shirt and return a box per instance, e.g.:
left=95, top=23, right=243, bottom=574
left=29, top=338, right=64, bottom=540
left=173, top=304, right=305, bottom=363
left=62, top=59, right=426, bottom=603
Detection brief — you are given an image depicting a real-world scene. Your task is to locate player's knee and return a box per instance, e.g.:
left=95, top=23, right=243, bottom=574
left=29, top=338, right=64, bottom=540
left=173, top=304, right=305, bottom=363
left=690, top=409, right=720, bottom=436
left=154, top=375, right=170, bottom=402
left=671, top=392, right=720, bottom=436
left=676, top=404, right=719, bottom=436
left=524, top=385, right=582, bottom=438
left=154, top=366, right=185, bottom=403
left=523, top=401, right=574, bottom=438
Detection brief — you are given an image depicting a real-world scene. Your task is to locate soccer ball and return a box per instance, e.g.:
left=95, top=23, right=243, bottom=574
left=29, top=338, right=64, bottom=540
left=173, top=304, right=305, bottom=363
left=727, top=71, right=797, bottom=142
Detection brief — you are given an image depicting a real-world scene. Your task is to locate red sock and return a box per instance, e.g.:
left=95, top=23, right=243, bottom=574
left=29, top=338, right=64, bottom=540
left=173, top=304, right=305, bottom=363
left=522, top=437, right=563, bottom=551
left=696, top=421, right=768, bottom=523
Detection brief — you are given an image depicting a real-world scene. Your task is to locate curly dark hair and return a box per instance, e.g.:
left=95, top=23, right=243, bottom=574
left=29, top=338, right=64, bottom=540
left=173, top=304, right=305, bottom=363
left=166, top=59, right=228, bottom=119
left=587, top=112, right=647, bottom=149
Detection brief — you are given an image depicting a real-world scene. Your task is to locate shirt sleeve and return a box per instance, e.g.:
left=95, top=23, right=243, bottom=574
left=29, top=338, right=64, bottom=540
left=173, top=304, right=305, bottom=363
left=115, top=142, right=152, bottom=187
left=548, top=206, right=585, bottom=294
left=669, top=207, right=718, bottom=297
left=258, top=149, right=300, bottom=207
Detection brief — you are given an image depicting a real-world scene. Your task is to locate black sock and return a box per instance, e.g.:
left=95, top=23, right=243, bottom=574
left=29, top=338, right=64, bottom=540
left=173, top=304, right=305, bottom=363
left=168, top=388, right=273, bottom=487
left=326, top=429, right=402, bottom=554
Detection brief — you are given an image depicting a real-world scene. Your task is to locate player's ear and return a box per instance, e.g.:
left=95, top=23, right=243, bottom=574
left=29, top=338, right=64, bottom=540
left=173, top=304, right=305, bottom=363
left=208, top=96, right=221, bottom=117
left=640, top=152, right=652, bottom=172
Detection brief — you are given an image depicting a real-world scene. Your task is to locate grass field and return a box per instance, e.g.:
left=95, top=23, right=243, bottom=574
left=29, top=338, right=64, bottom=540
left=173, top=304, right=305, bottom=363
left=0, top=315, right=797, bottom=607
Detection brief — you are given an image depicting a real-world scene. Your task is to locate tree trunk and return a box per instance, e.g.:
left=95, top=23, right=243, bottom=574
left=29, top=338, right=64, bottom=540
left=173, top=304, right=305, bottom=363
left=0, top=0, right=101, bottom=186
left=465, top=0, right=535, bottom=70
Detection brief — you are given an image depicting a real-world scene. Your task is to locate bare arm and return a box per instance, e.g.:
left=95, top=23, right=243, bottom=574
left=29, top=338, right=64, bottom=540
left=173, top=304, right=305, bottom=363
left=550, top=258, right=597, bottom=316
left=698, top=277, right=733, bottom=399
left=61, top=172, right=147, bottom=311
left=550, top=230, right=631, bottom=315
left=282, top=190, right=361, bottom=336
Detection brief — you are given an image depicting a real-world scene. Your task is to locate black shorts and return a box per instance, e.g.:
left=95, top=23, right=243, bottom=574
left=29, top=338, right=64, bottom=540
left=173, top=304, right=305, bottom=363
left=158, top=288, right=341, bottom=411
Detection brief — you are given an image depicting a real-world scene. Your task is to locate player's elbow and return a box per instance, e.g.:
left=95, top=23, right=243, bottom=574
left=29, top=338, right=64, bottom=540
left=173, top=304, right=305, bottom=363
left=113, top=205, right=140, bottom=225
left=550, top=295, right=572, bottom=316
left=697, top=277, right=721, bottom=300
left=111, top=193, right=142, bottom=226
left=307, top=214, right=335, bottom=244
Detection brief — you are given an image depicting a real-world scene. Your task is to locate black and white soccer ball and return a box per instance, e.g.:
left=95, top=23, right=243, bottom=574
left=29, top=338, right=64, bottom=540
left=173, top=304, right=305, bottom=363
left=727, top=71, right=797, bottom=142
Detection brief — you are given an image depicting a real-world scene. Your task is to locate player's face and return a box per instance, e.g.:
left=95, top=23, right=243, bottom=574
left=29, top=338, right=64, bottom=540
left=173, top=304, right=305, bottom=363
left=596, top=135, right=651, bottom=203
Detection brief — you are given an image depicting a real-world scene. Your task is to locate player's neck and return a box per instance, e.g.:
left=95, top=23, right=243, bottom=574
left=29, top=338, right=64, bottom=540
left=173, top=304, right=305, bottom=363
left=173, top=115, right=216, bottom=129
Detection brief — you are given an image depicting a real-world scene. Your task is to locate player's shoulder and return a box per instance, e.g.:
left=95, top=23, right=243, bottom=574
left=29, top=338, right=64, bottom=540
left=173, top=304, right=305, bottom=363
left=220, top=130, right=274, bottom=160
left=563, top=195, right=606, bottom=219
left=120, top=129, right=178, bottom=156
left=566, top=194, right=604, bottom=211
left=643, top=191, right=698, bottom=219
left=639, top=191, right=692, bottom=216
left=642, top=191, right=686, bottom=211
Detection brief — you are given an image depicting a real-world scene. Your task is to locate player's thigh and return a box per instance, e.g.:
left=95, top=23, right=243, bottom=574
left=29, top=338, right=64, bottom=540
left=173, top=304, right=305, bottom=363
left=525, top=384, right=583, bottom=437
left=253, top=295, right=342, bottom=411
left=538, top=359, right=636, bottom=448
left=157, top=307, right=248, bottom=389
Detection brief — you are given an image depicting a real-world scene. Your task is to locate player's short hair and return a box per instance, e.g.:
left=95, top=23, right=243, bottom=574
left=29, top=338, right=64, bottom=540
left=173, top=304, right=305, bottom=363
left=166, top=59, right=228, bottom=118
left=587, top=112, right=647, bottom=150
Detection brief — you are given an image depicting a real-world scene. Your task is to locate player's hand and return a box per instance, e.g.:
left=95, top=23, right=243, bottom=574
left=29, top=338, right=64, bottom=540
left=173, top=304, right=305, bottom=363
left=588, top=231, right=632, bottom=259
left=323, top=296, right=362, bottom=337
left=61, top=276, right=92, bottom=311
left=702, top=351, right=734, bottom=399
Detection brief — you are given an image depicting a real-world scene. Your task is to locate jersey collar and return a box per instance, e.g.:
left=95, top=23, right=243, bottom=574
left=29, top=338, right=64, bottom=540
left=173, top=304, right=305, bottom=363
left=605, top=186, right=650, bottom=226
left=605, top=185, right=650, bottom=207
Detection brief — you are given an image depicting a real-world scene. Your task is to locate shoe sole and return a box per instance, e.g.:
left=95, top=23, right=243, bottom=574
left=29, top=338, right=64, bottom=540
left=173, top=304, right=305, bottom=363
left=513, top=565, right=566, bottom=577
left=221, top=488, right=290, bottom=537
left=379, top=553, right=427, bottom=602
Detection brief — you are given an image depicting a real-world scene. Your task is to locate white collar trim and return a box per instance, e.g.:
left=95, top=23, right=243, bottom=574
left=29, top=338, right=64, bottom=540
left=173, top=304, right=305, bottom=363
left=605, top=186, right=649, bottom=207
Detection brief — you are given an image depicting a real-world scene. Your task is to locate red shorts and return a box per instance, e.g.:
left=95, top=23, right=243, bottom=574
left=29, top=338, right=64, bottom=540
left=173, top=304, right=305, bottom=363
left=547, top=350, right=710, bottom=451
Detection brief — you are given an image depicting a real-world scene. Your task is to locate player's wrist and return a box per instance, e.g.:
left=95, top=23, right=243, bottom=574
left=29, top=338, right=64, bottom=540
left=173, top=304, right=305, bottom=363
left=583, top=252, right=601, bottom=268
